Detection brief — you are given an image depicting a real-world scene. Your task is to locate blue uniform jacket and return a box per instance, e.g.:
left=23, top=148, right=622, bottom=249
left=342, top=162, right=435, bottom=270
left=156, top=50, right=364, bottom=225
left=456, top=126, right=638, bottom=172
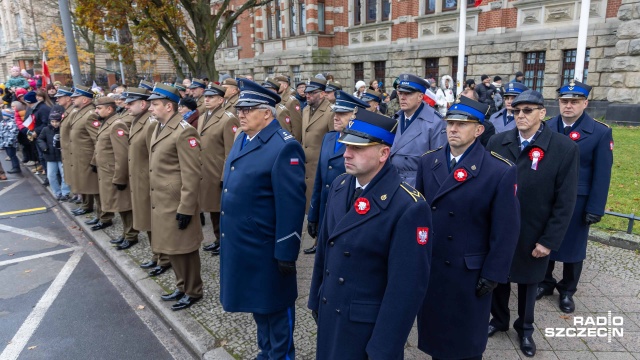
left=546, top=113, right=613, bottom=262
left=390, top=103, right=447, bottom=187
left=488, top=108, right=516, bottom=134
left=308, top=162, right=432, bottom=360
left=415, top=142, right=520, bottom=359
left=220, top=120, right=306, bottom=314
left=307, top=131, right=346, bottom=224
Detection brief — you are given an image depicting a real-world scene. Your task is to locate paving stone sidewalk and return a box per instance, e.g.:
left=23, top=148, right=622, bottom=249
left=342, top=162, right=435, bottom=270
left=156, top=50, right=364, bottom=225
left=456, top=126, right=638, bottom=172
left=84, top=211, right=638, bottom=360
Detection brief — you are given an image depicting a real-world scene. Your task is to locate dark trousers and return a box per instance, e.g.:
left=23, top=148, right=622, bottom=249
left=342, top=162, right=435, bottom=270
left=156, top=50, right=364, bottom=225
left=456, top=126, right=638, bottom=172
left=4, top=147, right=20, bottom=169
left=147, top=232, right=170, bottom=266
left=119, top=210, right=139, bottom=241
left=209, top=212, right=220, bottom=243
left=541, top=260, right=583, bottom=296
left=17, top=132, right=34, bottom=162
left=490, top=282, right=537, bottom=338
left=253, top=307, right=295, bottom=360
left=93, top=194, right=114, bottom=223
left=168, top=250, right=202, bottom=298
left=79, top=193, right=93, bottom=211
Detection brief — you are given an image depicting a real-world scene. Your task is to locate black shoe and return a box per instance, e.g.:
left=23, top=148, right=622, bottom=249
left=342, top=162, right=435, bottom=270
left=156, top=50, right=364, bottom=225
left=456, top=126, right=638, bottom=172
left=72, top=197, right=82, bottom=204
left=116, top=240, right=138, bottom=250
left=210, top=247, right=220, bottom=256
left=171, top=295, right=201, bottom=311
left=7, top=168, right=20, bottom=174
left=303, top=245, right=317, bottom=254
left=59, top=195, right=70, bottom=202
left=72, top=208, right=91, bottom=216
left=488, top=324, right=507, bottom=337
left=536, top=286, right=554, bottom=300
left=559, top=294, right=575, bottom=313
left=149, top=265, right=171, bottom=277
left=90, top=222, right=113, bottom=231
left=110, top=236, right=125, bottom=244
left=519, top=336, right=536, bottom=357
left=140, top=260, right=157, bottom=269
left=84, top=218, right=99, bottom=225
left=203, top=243, right=219, bottom=252
left=161, top=289, right=184, bottom=301
left=42, top=179, right=49, bottom=186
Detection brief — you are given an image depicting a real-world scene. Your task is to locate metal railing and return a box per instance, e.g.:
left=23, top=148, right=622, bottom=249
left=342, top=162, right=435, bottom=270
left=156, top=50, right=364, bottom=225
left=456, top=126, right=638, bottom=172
left=604, top=211, right=639, bottom=234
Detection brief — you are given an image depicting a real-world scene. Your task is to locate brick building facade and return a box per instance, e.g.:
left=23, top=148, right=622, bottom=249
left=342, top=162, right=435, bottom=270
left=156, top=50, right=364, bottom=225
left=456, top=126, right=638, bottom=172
left=216, top=0, right=640, bottom=121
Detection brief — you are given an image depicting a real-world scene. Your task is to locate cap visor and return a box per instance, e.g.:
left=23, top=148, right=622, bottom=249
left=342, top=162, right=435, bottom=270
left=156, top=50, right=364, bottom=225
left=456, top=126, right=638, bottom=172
left=234, top=100, right=263, bottom=108
left=338, top=132, right=380, bottom=146
left=559, top=93, right=586, bottom=99
left=70, top=93, right=82, bottom=98
left=397, top=86, right=418, bottom=93
left=147, top=93, right=168, bottom=101
left=304, top=86, right=321, bottom=93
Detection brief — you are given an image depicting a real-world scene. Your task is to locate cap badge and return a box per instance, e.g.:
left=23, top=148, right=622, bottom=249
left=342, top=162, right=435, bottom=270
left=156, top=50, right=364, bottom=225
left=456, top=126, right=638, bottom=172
left=471, top=165, right=477, bottom=170
left=238, top=80, right=244, bottom=87
left=569, top=131, right=580, bottom=141
left=354, top=197, right=370, bottom=215
left=528, top=148, right=545, bottom=170
left=348, top=120, right=354, bottom=128
left=417, top=227, right=429, bottom=245
left=402, top=74, right=409, bottom=80
left=380, top=194, right=387, bottom=201
left=453, top=169, right=468, bottom=182
left=568, top=79, right=575, bottom=90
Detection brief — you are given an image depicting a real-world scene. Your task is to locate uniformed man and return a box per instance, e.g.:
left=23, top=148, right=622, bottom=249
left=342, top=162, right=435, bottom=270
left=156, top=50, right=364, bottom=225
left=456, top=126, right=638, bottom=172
left=174, top=83, right=187, bottom=98
left=301, top=78, right=334, bottom=208
left=538, top=80, right=613, bottom=313
left=390, top=74, right=447, bottom=187
left=361, top=88, right=385, bottom=115
left=68, top=85, right=115, bottom=230
left=139, top=80, right=154, bottom=92
left=304, top=90, right=369, bottom=255
left=295, top=81, right=308, bottom=111
left=486, top=90, right=579, bottom=357
left=221, top=78, right=240, bottom=112
left=275, top=75, right=303, bottom=142
left=220, top=78, right=305, bottom=360
left=488, top=82, right=528, bottom=134
left=148, top=84, right=203, bottom=311
left=416, top=96, right=520, bottom=360
left=188, top=78, right=206, bottom=114
left=324, top=80, right=342, bottom=103
left=262, top=78, right=296, bottom=137
left=308, top=109, right=432, bottom=360
left=55, top=86, right=75, bottom=193
left=121, top=88, right=171, bottom=275
left=197, top=83, right=239, bottom=256
left=90, top=96, right=139, bottom=248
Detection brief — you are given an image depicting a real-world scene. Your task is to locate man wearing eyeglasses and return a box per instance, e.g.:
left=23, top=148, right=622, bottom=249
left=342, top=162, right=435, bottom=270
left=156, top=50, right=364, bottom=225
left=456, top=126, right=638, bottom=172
left=537, top=80, right=613, bottom=313
left=220, top=78, right=305, bottom=360
left=485, top=90, right=579, bottom=358
left=188, top=78, right=207, bottom=115
left=489, top=82, right=528, bottom=134
left=301, top=78, right=334, bottom=208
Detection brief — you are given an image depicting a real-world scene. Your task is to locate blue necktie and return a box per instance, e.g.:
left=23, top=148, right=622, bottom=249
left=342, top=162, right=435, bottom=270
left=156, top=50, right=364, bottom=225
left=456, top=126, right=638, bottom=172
left=521, top=140, right=529, bottom=151
left=242, top=135, right=248, bottom=149
left=505, top=114, right=514, bottom=126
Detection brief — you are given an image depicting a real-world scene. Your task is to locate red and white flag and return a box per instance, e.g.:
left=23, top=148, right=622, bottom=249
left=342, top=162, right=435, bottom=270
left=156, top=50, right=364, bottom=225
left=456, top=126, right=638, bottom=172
left=42, top=52, right=51, bottom=89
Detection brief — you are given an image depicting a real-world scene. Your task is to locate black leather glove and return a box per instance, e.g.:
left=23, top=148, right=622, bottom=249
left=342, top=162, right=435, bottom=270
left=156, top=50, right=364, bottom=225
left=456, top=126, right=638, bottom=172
left=311, top=310, right=318, bottom=324
left=114, top=183, right=127, bottom=191
left=475, top=277, right=498, bottom=298
left=90, top=165, right=97, bottom=173
left=176, top=213, right=192, bottom=230
left=278, top=260, right=296, bottom=276
left=220, top=181, right=223, bottom=189
left=584, top=213, right=602, bottom=225
left=307, top=222, right=318, bottom=239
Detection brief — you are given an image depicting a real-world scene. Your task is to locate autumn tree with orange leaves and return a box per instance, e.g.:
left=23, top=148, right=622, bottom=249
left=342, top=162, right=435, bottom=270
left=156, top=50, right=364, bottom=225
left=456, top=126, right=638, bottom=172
left=41, top=24, right=93, bottom=75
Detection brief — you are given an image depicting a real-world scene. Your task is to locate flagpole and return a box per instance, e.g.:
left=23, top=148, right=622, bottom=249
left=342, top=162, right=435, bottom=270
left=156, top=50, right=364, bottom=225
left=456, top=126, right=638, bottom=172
left=58, top=0, right=82, bottom=84
left=574, top=0, right=590, bottom=82
left=456, top=0, right=467, bottom=96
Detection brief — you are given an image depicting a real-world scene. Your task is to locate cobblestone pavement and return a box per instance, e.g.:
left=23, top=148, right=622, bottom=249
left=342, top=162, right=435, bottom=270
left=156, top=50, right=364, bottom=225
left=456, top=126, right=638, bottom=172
left=91, top=212, right=640, bottom=360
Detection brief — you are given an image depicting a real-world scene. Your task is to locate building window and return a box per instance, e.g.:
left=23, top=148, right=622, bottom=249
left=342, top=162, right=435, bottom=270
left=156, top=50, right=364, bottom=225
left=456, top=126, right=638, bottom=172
left=292, top=65, right=301, bottom=84
left=425, top=0, right=436, bottom=14
left=354, top=0, right=390, bottom=25
left=443, top=0, right=457, bottom=11
left=290, top=0, right=306, bottom=36
left=266, top=2, right=281, bottom=40
left=425, top=58, right=439, bottom=80
left=266, top=66, right=275, bottom=77
left=140, top=60, right=156, bottom=76
left=15, top=14, right=24, bottom=38
left=451, top=56, right=468, bottom=84
left=366, top=0, right=377, bottom=23
left=354, top=0, right=362, bottom=25
left=374, top=61, right=386, bottom=83
left=354, top=62, right=364, bottom=83
left=382, top=0, right=390, bottom=21
left=318, top=1, right=326, bottom=33
left=105, top=59, right=121, bottom=72
left=562, top=49, right=590, bottom=84
left=523, top=51, right=545, bottom=91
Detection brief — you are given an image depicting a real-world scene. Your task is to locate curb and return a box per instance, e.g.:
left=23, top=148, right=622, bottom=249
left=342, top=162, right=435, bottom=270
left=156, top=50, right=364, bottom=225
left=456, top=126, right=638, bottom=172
left=26, top=168, right=234, bottom=360
left=589, top=228, right=640, bottom=251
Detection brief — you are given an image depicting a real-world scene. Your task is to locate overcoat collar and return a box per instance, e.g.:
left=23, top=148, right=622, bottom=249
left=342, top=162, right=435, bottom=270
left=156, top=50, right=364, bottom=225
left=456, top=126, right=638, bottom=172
left=432, top=141, right=485, bottom=203
left=501, top=123, right=552, bottom=160
left=151, top=112, right=182, bottom=148
left=231, top=120, right=280, bottom=162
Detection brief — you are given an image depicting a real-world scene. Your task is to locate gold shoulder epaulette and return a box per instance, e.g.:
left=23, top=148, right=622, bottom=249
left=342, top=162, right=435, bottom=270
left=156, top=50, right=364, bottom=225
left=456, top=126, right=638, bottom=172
left=421, top=146, right=443, bottom=157
left=491, top=151, right=514, bottom=166
left=593, top=118, right=610, bottom=128
left=400, top=182, right=425, bottom=202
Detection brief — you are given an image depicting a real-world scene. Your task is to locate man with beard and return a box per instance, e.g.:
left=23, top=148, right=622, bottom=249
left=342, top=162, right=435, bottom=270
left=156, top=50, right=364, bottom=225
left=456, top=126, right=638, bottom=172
left=276, top=75, right=302, bottom=142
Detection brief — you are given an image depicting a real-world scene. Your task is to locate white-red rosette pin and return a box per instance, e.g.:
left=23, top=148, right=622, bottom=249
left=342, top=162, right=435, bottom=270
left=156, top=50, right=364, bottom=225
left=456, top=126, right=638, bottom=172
left=569, top=131, right=580, bottom=141
left=529, top=147, right=545, bottom=170
left=453, top=168, right=468, bottom=182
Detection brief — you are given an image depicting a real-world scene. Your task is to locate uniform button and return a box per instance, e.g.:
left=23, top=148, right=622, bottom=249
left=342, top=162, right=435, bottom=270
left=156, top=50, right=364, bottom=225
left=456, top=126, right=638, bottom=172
left=335, top=309, right=340, bottom=314
left=221, top=211, right=224, bottom=216
left=449, top=212, right=454, bottom=216
left=328, top=166, right=332, bottom=169
left=445, top=260, right=451, bottom=265
left=326, top=269, right=330, bottom=276
left=221, top=233, right=225, bottom=238
left=224, top=189, right=228, bottom=193
left=338, top=278, right=344, bottom=284
left=432, top=206, right=436, bottom=211
left=329, top=241, right=334, bottom=247
left=343, top=251, right=350, bottom=257
left=231, top=166, right=235, bottom=171
left=325, top=184, right=329, bottom=188
left=151, top=188, right=154, bottom=191
left=322, top=297, right=327, bottom=303
left=149, top=170, right=152, bottom=172
left=152, top=206, right=155, bottom=209
left=448, top=236, right=453, bottom=240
